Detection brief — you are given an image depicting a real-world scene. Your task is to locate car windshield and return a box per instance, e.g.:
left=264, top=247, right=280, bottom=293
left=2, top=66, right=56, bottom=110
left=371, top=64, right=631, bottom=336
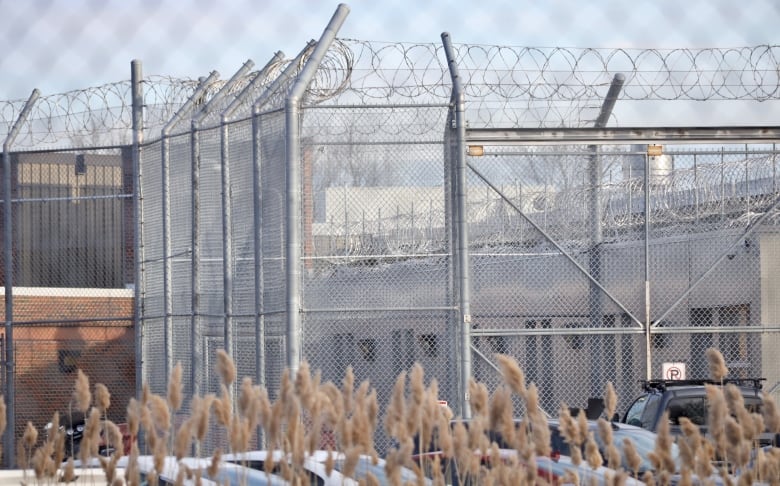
left=624, top=394, right=662, bottom=429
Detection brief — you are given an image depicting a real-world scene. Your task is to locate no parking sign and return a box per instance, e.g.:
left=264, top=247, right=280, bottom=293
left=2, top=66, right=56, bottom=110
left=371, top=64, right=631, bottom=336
left=662, top=362, right=686, bottom=380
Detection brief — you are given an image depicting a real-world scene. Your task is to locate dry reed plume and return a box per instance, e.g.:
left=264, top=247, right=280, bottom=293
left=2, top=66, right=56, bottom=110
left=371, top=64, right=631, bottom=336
left=12, top=347, right=780, bottom=486
left=706, top=348, right=729, bottom=383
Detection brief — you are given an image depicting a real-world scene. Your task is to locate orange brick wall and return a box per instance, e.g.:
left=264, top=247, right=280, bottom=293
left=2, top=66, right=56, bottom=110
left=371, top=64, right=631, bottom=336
left=0, top=289, right=134, bottom=440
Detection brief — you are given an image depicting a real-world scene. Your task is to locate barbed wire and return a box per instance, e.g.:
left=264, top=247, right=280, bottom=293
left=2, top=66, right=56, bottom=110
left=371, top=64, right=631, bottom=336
left=2, top=42, right=779, bottom=150
left=310, top=151, right=780, bottom=259
left=329, top=42, right=780, bottom=127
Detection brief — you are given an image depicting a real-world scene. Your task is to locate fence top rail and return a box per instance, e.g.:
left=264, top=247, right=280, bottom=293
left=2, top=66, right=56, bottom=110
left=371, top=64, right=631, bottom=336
left=0, top=287, right=133, bottom=297
left=466, top=126, right=780, bottom=146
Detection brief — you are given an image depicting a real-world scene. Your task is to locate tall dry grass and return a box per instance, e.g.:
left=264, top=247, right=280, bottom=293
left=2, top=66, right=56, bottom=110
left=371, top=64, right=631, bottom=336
left=7, top=347, right=780, bottom=485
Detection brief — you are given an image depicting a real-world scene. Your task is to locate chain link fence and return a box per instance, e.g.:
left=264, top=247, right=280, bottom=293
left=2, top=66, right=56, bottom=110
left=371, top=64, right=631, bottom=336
left=0, top=147, right=134, bottom=451
left=3, top=7, right=780, bottom=457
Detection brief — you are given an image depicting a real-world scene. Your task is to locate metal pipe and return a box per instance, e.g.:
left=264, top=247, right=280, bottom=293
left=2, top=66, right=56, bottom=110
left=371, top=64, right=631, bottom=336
left=190, top=122, right=202, bottom=405
left=644, top=148, right=652, bottom=380
left=130, top=59, right=145, bottom=410
left=2, top=88, right=39, bottom=468
left=223, top=52, right=285, bottom=120
left=190, top=59, right=254, bottom=376
left=205, top=54, right=284, bottom=425
left=161, top=71, right=219, bottom=380
left=217, top=60, right=256, bottom=364
left=285, top=3, right=349, bottom=374
left=250, top=113, right=270, bottom=395
left=180, top=61, right=254, bottom=430
left=594, top=74, right=625, bottom=129
left=251, top=45, right=313, bottom=399
left=253, top=41, right=316, bottom=117
left=464, top=126, right=780, bottom=145
left=588, top=73, right=624, bottom=396
left=163, top=71, right=220, bottom=136
left=442, top=31, right=472, bottom=420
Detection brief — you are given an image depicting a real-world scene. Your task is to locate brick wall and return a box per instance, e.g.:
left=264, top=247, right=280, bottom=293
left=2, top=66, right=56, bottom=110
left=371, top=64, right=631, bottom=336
left=0, top=288, right=134, bottom=440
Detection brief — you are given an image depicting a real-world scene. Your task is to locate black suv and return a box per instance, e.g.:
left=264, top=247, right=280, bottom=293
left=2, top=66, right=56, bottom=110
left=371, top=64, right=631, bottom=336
left=622, top=378, right=777, bottom=446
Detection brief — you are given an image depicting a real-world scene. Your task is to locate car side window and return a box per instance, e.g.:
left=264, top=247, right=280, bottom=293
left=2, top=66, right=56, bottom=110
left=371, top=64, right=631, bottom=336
left=744, top=397, right=762, bottom=414
left=624, top=394, right=661, bottom=430
left=549, top=426, right=571, bottom=457
left=666, top=397, right=707, bottom=426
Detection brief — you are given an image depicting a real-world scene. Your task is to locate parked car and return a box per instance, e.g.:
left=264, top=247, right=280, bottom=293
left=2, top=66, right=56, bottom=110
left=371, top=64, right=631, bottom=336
left=622, top=378, right=777, bottom=447
left=411, top=442, right=645, bottom=486
left=223, top=450, right=358, bottom=486
left=0, top=467, right=129, bottom=486
left=409, top=418, right=654, bottom=485
left=45, top=412, right=132, bottom=459
left=518, top=417, right=731, bottom=486
left=547, top=418, right=679, bottom=477
left=329, top=452, right=432, bottom=486
left=74, top=455, right=287, bottom=486
left=224, top=449, right=430, bottom=486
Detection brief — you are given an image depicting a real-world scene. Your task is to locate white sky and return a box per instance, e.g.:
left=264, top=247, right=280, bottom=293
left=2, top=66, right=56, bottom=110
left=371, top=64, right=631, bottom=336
left=1, top=0, right=778, bottom=101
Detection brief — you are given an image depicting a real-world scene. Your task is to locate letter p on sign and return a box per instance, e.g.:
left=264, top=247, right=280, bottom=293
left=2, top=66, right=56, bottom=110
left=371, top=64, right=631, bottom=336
left=662, top=362, right=686, bottom=380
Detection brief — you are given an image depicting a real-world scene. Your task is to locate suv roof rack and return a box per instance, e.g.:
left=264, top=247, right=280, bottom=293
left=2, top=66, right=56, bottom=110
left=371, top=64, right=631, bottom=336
left=641, top=378, right=765, bottom=392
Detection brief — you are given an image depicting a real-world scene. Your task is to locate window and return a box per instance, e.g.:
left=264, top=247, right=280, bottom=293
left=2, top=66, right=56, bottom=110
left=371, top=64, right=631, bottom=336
left=486, top=335, right=508, bottom=354
left=334, top=333, right=354, bottom=378
left=417, top=334, right=439, bottom=358
left=58, top=349, right=81, bottom=373
left=651, top=321, right=670, bottom=349
left=624, top=393, right=662, bottom=429
left=563, top=322, right=585, bottom=350
left=667, top=397, right=707, bottom=426
left=392, top=329, right=414, bottom=377
left=358, top=339, right=378, bottom=362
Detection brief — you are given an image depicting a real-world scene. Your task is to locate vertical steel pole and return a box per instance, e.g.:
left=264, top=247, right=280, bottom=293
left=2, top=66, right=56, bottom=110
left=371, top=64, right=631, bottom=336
left=442, top=32, right=472, bottom=419
left=251, top=43, right=315, bottom=402
left=161, top=71, right=219, bottom=381
left=1, top=138, right=10, bottom=470
left=442, top=102, right=458, bottom=412
left=285, top=4, right=349, bottom=373
left=222, top=51, right=284, bottom=410
left=160, top=128, right=173, bottom=384
left=131, top=60, right=145, bottom=405
left=211, top=60, right=255, bottom=364
left=220, top=120, right=235, bottom=361
left=190, top=123, right=202, bottom=402
left=2, top=88, right=39, bottom=469
left=250, top=111, right=266, bottom=448
left=588, top=73, right=624, bottom=396
left=644, top=148, right=652, bottom=380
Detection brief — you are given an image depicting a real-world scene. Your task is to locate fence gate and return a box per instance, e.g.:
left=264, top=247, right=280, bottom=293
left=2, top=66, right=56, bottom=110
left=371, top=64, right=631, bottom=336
left=461, top=126, right=780, bottom=416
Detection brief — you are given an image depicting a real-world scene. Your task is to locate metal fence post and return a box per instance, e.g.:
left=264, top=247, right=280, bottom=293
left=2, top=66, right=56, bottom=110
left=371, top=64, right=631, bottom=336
left=2, top=88, right=39, bottom=469
left=184, top=61, right=254, bottom=416
left=588, top=73, right=624, bottom=396
left=644, top=148, right=652, bottom=380
left=222, top=53, right=285, bottom=372
left=131, top=60, right=144, bottom=407
left=285, top=4, right=349, bottom=374
left=252, top=42, right=315, bottom=401
left=208, top=60, right=255, bottom=366
left=442, top=32, right=473, bottom=419
left=160, top=71, right=219, bottom=381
